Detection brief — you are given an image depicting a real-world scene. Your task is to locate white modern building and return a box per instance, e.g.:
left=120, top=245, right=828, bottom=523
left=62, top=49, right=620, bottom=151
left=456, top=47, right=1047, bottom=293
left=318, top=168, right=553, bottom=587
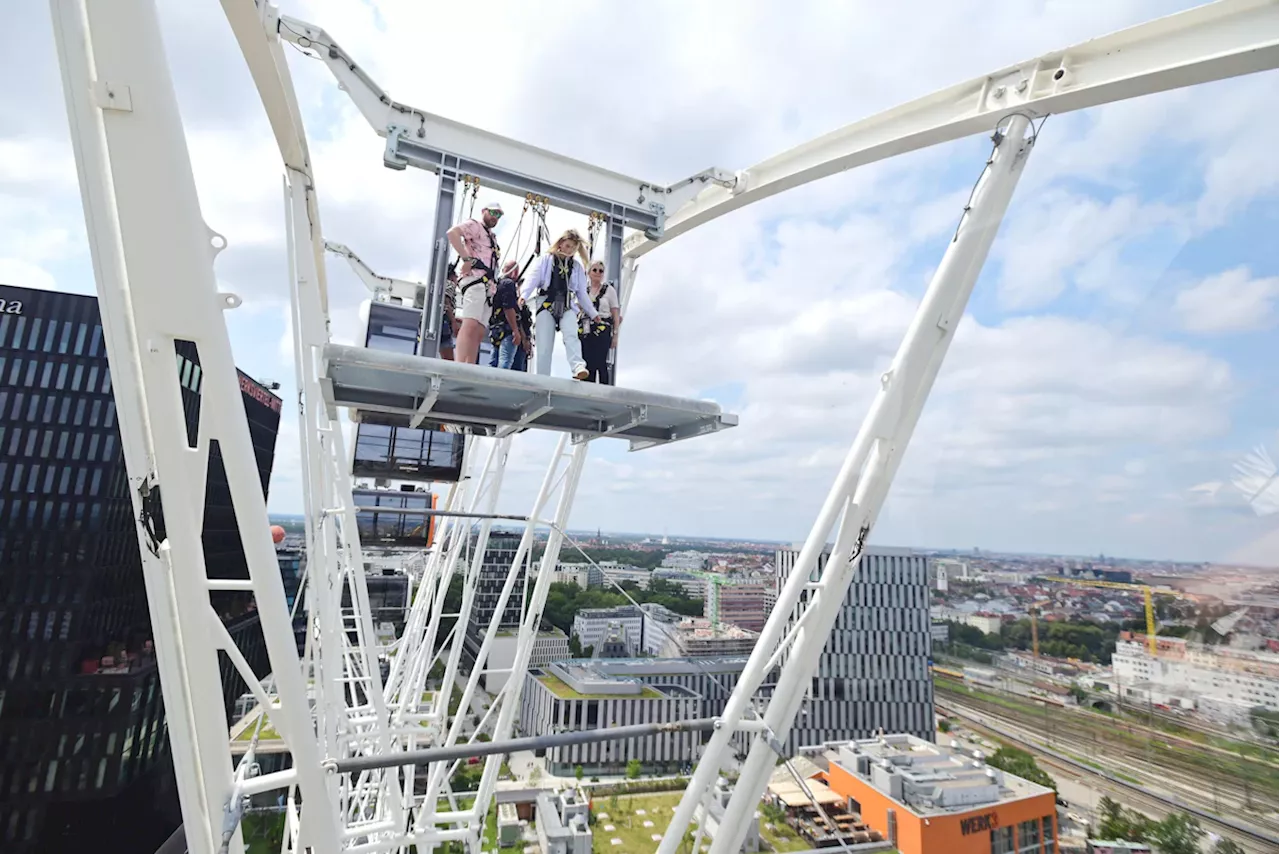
left=484, top=628, right=573, bottom=693
left=572, top=606, right=644, bottom=656
left=551, top=563, right=589, bottom=588
left=1112, top=634, right=1279, bottom=712
left=640, top=602, right=682, bottom=655
left=597, top=563, right=651, bottom=589
left=775, top=546, right=934, bottom=755
left=652, top=567, right=707, bottom=598
left=518, top=657, right=753, bottom=772
left=661, top=550, right=709, bottom=570
left=535, top=788, right=593, bottom=854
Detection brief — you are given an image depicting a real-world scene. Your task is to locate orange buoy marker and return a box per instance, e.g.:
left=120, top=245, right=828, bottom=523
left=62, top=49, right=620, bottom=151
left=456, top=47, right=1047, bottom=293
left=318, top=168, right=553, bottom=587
left=270, top=525, right=286, bottom=544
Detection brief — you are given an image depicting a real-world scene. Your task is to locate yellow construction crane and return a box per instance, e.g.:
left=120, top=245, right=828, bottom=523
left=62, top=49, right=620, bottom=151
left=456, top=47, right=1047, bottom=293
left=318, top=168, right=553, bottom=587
left=1040, top=577, right=1167, bottom=654
left=1028, top=599, right=1052, bottom=658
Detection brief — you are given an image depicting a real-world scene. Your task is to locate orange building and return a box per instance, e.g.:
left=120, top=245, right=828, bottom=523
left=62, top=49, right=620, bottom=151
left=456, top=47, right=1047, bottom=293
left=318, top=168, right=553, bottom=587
left=819, top=735, right=1058, bottom=854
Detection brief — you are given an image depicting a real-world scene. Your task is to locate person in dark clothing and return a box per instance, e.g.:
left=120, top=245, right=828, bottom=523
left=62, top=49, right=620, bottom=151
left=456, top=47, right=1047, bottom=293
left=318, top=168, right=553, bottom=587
left=488, top=261, right=528, bottom=371
left=579, top=260, right=622, bottom=384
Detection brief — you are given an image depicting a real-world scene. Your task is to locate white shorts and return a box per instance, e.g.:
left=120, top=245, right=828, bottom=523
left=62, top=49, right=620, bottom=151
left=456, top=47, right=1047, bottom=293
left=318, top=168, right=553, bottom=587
left=457, top=276, right=491, bottom=323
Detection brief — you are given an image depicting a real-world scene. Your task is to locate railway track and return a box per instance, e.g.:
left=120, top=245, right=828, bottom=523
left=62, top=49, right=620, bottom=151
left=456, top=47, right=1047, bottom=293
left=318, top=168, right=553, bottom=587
left=940, top=700, right=1279, bottom=854
left=935, top=680, right=1278, bottom=814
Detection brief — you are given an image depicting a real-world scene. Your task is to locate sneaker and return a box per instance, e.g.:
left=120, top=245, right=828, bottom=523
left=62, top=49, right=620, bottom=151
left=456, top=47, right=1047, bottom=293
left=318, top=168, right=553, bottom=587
left=574, top=368, right=589, bottom=380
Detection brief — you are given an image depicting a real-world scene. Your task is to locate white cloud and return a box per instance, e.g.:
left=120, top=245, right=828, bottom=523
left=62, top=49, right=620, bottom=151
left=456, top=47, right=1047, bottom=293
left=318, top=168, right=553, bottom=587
left=1, top=0, right=1275, bottom=564
left=1174, top=267, right=1278, bottom=335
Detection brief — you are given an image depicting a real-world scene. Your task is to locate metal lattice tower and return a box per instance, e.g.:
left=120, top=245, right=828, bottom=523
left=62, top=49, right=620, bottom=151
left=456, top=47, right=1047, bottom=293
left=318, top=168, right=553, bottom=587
left=45, top=0, right=1277, bottom=852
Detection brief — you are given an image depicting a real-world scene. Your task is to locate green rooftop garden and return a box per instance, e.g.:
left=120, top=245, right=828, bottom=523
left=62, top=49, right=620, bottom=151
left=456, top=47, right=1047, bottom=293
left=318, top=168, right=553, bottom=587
left=537, top=673, right=662, bottom=701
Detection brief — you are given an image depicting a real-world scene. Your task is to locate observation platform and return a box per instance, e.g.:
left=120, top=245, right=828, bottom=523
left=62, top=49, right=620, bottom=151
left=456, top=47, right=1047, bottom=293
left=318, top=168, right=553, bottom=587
left=322, top=344, right=738, bottom=450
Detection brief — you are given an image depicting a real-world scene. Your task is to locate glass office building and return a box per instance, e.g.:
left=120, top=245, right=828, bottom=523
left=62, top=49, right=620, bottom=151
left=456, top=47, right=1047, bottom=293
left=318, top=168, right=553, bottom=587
left=0, top=285, right=283, bottom=853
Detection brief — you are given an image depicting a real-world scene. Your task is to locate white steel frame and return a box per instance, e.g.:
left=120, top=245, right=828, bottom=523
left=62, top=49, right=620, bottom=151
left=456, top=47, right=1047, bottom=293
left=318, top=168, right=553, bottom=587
left=47, top=0, right=1277, bottom=852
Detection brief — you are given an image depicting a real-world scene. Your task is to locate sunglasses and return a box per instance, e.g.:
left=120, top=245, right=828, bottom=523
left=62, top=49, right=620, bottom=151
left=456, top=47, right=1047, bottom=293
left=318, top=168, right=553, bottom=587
left=590, top=268, right=604, bottom=273
left=484, top=209, right=503, bottom=217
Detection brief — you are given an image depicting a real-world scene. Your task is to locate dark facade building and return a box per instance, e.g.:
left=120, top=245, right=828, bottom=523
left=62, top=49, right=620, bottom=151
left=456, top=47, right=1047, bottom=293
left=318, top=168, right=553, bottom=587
left=0, top=285, right=283, bottom=853
left=472, top=531, right=526, bottom=634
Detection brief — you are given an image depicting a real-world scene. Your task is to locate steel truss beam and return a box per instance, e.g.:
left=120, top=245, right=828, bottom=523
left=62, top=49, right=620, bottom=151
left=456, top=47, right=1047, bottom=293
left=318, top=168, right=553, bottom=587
left=623, top=0, right=1279, bottom=258
left=665, top=115, right=1038, bottom=854
left=273, top=13, right=675, bottom=236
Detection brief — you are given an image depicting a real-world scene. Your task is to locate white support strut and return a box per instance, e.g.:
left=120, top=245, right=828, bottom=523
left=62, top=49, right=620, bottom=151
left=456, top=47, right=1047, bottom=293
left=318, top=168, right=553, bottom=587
left=691, top=115, right=1036, bottom=854
left=49, top=1, right=341, bottom=852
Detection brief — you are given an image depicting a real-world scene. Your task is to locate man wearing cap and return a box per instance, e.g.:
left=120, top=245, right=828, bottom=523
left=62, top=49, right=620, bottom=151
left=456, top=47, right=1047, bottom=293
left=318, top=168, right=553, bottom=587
left=447, top=201, right=503, bottom=364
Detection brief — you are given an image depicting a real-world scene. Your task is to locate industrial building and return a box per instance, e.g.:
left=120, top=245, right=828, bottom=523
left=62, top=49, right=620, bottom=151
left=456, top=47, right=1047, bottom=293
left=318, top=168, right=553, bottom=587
left=775, top=547, right=935, bottom=754
left=817, top=735, right=1058, bottom=854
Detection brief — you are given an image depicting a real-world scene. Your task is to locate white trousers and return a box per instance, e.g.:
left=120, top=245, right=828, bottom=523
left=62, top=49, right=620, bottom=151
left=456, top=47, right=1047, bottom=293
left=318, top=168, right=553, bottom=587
left=535, top=307, right=585, bottom=377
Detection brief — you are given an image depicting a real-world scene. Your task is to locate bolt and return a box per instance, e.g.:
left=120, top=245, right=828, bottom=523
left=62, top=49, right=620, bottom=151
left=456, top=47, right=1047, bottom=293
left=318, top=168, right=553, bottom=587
left=993, top=86, right=1006, bottom=99
left=1016, top=79, right=1028, bottom=93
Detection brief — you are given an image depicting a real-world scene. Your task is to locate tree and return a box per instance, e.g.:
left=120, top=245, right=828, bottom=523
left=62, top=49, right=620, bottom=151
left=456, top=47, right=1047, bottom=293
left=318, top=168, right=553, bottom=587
left=1068, top=685, right=1089, bottom=704
left=985, top=746, right=1056, bottom=792
left=529, top=766, right=542, bottom=784
left=760, top=803, right=786, bottom=825
left=938, top=719, right=952, bottom=733
left=1097, top=796, right=1151, bottom=843
left=1147, top=812, right=1204, bottom=854
left=626, top=758, right=642, bottom=780
left=1212, top=838, right=1247, bottom=854
left=568, top=635, right=584, bottom=658
left=575, top=765, right=585, bottom=782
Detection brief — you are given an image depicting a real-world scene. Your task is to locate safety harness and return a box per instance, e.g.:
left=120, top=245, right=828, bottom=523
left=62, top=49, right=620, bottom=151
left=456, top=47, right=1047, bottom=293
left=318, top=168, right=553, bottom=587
left=580, top=284, right=613, bottom=338
left=457, top=223, right=500, bottom=299
left=488, top=276, right=521, bottom=345
left=538, top=255, right=575, bottom=331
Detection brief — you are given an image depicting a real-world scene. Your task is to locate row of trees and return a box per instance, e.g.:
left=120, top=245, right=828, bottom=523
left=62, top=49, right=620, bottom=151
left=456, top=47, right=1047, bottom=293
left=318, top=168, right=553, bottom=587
left=1096, top=796, right=1245, bottom=854
left=943, top=618, right=1123, bottom=663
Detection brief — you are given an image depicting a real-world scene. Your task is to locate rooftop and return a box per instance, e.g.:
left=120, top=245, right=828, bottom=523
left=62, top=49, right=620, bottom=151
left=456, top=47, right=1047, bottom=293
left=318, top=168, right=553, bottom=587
left=822, top=734, right=1053, bottom=817
left=535, top=671, right=664, bottom=701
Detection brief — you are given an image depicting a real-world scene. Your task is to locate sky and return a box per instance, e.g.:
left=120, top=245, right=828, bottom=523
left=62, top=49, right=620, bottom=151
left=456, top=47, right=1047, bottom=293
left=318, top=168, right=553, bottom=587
left=2, top=1, right=1276, bottom=566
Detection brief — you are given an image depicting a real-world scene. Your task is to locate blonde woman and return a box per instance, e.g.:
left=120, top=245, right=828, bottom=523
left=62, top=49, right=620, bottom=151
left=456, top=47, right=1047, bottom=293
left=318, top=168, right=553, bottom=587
left=519, top=228, right=601, bottom=378
left=580, top=261, right=622, bottom=384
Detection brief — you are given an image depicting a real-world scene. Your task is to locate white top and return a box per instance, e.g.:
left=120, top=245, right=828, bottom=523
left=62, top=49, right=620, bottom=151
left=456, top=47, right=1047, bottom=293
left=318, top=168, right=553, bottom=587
left=584, top=283, right=621, bottom=319
left=520, top=254, right=600, bottom=321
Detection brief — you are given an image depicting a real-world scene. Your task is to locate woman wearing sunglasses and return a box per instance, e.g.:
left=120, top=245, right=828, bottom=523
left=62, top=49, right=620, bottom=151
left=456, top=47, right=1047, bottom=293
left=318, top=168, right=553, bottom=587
left=579, top=261, right=622, bottom=384
left=519, top=228, right=601, bottom=379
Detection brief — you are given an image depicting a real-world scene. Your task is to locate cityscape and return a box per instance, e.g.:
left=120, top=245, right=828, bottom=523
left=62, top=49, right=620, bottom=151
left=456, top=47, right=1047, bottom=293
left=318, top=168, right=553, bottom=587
left=2, top=2, right=1278, bottom=854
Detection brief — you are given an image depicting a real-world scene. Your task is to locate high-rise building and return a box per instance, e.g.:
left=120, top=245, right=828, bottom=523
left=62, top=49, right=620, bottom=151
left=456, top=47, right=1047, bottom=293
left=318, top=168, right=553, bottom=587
left=0, top=285, right=283, bottom=853
left=774, top=546, right=934, bottom=755
left=471, top=531, right=526, bottom=633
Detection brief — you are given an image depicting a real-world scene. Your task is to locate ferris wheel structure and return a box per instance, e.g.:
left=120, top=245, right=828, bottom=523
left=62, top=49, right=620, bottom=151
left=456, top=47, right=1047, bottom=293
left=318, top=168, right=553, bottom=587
left=44, top=0, right=1278, bottom=852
